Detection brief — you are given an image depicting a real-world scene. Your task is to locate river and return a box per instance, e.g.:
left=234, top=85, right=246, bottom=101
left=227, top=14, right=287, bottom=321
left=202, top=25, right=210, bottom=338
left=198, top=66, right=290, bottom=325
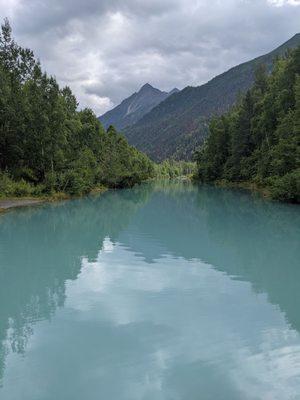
left=0, top=181, right=300, bottom=400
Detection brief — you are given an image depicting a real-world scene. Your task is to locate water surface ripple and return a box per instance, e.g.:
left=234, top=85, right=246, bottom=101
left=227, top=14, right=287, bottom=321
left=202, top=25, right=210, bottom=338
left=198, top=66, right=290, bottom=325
left=0, top=182, right=300, bottom=400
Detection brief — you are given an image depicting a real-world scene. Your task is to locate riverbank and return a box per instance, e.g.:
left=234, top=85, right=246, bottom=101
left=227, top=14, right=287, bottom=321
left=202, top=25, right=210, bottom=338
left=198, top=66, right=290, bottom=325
left=0, top=198, right=45, bottom=212
left=191, top=175, right=299, bottom=204
left=0, top=187, right=107, bottom=213
left=214, top=180, right=272, bottom=199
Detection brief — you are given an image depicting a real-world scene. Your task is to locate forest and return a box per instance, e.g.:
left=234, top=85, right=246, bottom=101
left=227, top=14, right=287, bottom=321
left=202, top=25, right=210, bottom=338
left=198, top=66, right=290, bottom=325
left=0, top=19, right=154, bottom=198
left=155, top=160, right=196, bottom=179
left=195, top=47, right=300, bottom=203
left=1, top=17, right=299, bottom=204
left=123, top=34, right=300, bottom=162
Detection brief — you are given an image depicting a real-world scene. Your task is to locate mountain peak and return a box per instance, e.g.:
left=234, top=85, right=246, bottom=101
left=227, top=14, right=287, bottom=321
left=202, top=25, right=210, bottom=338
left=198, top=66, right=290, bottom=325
left=139, top=83, right=155, bottom=92
left=99, top=83, right=174, bottom=130
left=169, top=88, right=180, bottom=95
left=123, top=32, right=300, bottom=162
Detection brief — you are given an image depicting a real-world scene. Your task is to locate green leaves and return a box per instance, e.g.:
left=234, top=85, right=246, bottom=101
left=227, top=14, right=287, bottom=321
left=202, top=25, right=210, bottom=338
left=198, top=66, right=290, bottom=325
left=196, top=46, right=300, bottom=203
left=0, top=19, right=154, bottom=198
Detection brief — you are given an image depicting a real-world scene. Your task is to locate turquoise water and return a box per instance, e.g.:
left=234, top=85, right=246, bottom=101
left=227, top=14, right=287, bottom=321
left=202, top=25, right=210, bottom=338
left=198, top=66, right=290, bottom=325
left=0, top=181, right=300, bottom=400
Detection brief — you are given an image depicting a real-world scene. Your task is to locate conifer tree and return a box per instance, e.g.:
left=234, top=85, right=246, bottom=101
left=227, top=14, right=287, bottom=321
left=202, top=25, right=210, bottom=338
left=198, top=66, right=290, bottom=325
left=0, top=19, right=154, bottom=197
left=196, top=46, right=300, bottom=202
left=294, top=75, right=300, bottom=136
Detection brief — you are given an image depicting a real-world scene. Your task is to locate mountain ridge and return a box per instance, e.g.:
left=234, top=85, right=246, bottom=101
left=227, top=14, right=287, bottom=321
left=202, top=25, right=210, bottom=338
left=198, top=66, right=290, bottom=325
left=123, top=33, right=300, bottom=161
left=99, top=84, right=179, bottom=130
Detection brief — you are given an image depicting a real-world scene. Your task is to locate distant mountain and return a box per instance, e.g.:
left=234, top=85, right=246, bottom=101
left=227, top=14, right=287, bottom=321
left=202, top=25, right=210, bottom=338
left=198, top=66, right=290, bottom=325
left=123, top=34, right=300, bottom=161
left=99, top=84, right=179, bottom=130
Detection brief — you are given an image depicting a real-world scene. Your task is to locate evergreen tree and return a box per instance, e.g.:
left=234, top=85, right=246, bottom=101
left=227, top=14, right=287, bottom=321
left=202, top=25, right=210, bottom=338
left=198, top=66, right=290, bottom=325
left=196, top=46, right=300, bottom=203
left=0, top=20, right=154, bottom=198
left=294, top=75, right=300, bottom=136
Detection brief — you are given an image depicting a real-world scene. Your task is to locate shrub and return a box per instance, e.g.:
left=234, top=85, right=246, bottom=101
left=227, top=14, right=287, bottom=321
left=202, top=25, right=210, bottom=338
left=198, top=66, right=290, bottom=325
left=268, top=169, right=300, bottom=203
left=12, top=179, right=34, bottom=197
left=0, top=172, right=44, bottom=198
left=0, top=172, right=15, bottom=197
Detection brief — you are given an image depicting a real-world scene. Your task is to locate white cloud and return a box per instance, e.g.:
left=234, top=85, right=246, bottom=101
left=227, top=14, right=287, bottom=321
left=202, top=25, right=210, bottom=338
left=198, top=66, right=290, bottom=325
left=0, top=0, right=300, bottom=115
left=268, top=0, right=300, bottom=6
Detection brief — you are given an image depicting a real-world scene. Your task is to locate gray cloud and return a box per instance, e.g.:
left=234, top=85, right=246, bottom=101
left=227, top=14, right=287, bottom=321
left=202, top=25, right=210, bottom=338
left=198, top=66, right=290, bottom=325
left=0, top=0, right=300, bottom=115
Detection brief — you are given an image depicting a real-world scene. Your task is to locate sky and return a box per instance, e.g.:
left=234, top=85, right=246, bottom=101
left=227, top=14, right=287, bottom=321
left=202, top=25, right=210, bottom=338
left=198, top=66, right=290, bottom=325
left=0, top=0, right=300, bottom=115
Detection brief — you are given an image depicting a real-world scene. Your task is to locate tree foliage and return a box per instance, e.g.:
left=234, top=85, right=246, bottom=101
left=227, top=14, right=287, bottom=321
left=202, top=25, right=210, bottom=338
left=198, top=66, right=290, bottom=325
left=0, top=20, right=154, bottom=197
left=196, top=48, right=300, bottom=203
left=124, top=34, right=300, bottom=162
left=155, top=159, right=196, bottom=179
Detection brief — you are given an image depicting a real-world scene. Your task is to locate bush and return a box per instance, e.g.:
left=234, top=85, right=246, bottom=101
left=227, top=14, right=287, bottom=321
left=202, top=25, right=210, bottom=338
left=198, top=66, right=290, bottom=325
left=12, top=167, right=38, bottom=183
left=60, top=170, right=93, bottom=196
left=44, top=172, right=58, bottom=194
left=0, top=172, right=44, bottom=198
left=268, top=169, right=300, bottom=203
left=0, top=172, right=14, bottom=196
left=12, top=179, right=34, bottom=197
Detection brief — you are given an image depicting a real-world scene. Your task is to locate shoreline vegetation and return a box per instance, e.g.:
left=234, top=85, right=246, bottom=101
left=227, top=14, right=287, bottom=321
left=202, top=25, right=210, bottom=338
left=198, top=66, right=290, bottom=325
left=212, top=180, right=272, bottom=199
left=0, top=19, right=298, bottom=207
left=194, top=47, right=300, bottom=204
left=0, top=163, right=196, bottom=214
left=0, top=158, right=197, bottom=213
left=0, top=186, right=108, bottom=212
left=0, top=172, right=295, bottom=214
left=0, top=19, right=155, bottom=202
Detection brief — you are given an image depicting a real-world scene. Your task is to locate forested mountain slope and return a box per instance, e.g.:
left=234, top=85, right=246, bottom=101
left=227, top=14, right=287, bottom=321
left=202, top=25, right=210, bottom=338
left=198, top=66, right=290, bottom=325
left=0, top=20, right=154, bottom=198
left=196, top=46, right=300, bottom=203
left=124, top=33, right=300, bottom=161
left=99, top=84, right=179, bottom=130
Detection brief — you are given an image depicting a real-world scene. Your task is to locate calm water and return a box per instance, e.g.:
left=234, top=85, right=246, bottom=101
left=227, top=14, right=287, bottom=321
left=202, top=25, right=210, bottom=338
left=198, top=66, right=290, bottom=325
left=0, top=182, right=300, bottom=400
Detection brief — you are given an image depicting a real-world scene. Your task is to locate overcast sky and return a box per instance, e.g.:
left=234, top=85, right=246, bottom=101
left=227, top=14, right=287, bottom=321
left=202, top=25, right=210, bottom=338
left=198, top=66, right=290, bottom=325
left=0, top=0, right=300, bottom=115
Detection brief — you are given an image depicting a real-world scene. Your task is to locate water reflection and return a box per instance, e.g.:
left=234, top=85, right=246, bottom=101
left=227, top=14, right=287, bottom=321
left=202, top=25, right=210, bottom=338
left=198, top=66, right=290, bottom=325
left=0, top=182, right=299, bottom=399
left=122, top=183, right=300, bottom=331
left=0, top=187, right=152, bottom=384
